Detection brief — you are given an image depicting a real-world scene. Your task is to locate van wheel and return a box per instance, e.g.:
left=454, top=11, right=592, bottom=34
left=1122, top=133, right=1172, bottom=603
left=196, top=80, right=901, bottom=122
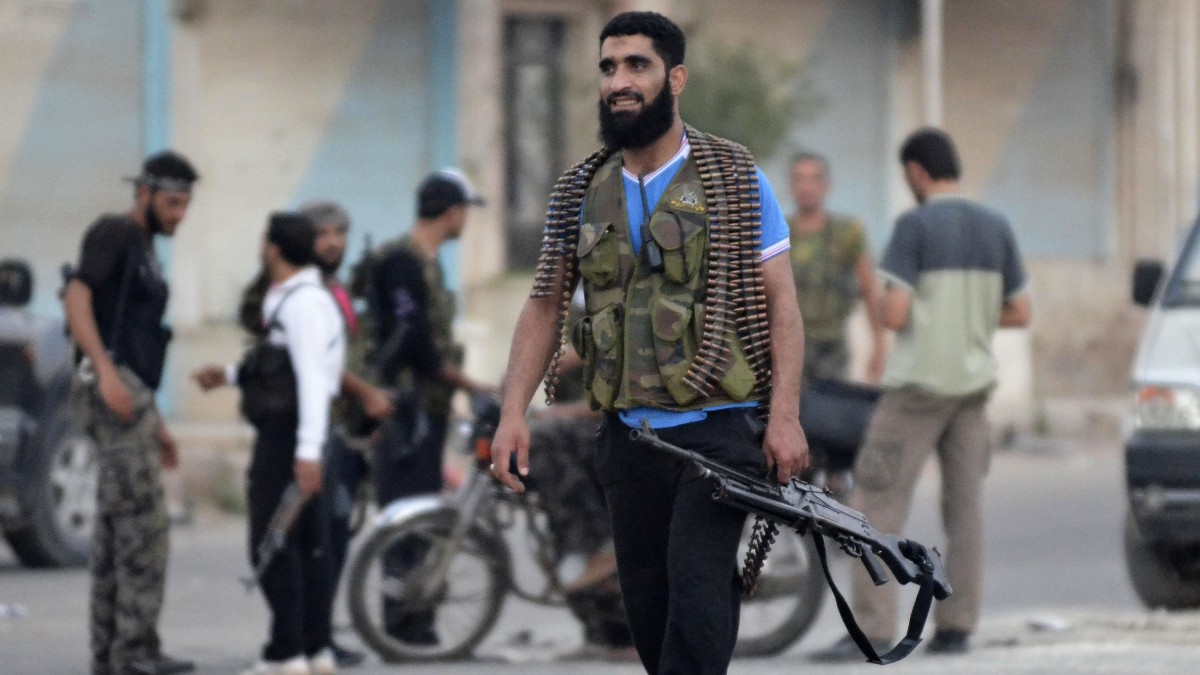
left=5, top=410, right=96, bottom=567
left=1124, top=511, right=1200, bottom=609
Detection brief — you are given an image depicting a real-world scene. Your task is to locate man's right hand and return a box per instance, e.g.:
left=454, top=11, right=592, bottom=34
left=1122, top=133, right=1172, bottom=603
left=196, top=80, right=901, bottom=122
left=98, top=370, right=136, bottom=423
left=294, top=459, right=323, bottom=497
left=489, top=413, right=531, bottom=493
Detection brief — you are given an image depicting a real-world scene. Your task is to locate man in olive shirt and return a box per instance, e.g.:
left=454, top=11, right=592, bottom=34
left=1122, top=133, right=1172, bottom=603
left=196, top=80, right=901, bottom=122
left=788, top=151, right=886, bottom=383
left=813, top=128, right=1032, bottom=661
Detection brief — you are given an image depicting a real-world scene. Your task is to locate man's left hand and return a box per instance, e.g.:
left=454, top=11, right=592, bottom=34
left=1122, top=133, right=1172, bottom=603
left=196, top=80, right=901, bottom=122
left=157, top=422, right=179, bottom=470
left=762, top=415, right=809, bottom=484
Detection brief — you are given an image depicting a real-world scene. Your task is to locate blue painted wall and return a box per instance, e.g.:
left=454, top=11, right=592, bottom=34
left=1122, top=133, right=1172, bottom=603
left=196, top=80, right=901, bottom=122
left=289, top=0, right=460, bottom=287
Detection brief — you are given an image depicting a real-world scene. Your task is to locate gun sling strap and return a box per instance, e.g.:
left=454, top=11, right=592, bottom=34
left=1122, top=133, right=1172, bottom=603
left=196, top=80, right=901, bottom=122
left=633, top=424, right=949, bottom=666
left=737, top=504, right=936, bottom=665
left=742, top=511, right=936, bottom=664
left=810, top=529, right=937, bottom=665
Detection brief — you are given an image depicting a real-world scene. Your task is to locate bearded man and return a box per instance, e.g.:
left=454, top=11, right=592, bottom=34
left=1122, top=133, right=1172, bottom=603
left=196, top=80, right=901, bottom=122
left=490, top=11, right=809, bottom=674
left=64, top=151, right=199, bottom=675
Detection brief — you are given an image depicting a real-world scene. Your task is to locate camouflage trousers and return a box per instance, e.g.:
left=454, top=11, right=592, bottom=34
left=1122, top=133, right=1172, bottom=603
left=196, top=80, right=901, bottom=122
left=526, top=416, right=610, bottom=558
left=73, top=367, right=169, bottom=675
left=526, top=416, right=631, bottom=648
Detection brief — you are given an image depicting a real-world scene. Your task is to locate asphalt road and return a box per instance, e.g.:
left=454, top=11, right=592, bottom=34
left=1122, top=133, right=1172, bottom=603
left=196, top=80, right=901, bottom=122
left=4, top=436, right=1200, bottom=674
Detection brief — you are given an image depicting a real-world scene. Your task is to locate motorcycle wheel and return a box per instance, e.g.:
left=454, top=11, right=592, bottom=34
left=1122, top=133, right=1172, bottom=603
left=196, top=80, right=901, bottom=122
left=346, top=510, right=510, bottom=661
left=734, top=524, right=827, bottom=657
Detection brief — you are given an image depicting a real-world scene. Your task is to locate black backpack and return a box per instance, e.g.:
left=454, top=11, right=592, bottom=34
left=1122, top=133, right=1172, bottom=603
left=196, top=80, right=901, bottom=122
left=237, top=284, right=317, bottom=427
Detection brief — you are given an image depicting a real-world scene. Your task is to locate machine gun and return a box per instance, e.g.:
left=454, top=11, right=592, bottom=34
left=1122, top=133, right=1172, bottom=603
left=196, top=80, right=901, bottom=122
left=631, top=423, right=952, bottom=665
left=241, top=483, right=309, bottom=592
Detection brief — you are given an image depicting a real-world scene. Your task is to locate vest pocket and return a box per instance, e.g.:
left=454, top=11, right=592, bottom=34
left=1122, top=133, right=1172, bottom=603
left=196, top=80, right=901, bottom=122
left=570, top=315, right=596, bottom=403
left=586, top=304, right=623, bottom=408
left=577, top=221, right=619, bottom=288
left=651, top=293, right=700, bottom=405
left=648, top=211, right=704, bottom=284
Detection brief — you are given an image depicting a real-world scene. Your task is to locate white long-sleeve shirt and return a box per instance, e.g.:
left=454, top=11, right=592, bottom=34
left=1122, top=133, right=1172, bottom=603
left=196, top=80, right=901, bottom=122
left=229, top=267, right=345, bottom=462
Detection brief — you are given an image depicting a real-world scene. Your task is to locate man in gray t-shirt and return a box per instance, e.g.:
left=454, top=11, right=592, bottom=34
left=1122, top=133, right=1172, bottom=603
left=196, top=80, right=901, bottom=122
left=812, top=128, right=1032, bottom=661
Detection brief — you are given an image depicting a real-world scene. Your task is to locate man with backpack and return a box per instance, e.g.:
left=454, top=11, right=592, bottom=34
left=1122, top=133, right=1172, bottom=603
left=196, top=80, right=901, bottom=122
left=363, top=169, right=492, bottom=644
left=194, top=212, right=346, bottom=674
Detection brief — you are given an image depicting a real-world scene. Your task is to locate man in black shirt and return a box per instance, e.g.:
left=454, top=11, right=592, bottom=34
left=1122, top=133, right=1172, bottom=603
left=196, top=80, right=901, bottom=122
left=63, top=150, right=198, bottom=675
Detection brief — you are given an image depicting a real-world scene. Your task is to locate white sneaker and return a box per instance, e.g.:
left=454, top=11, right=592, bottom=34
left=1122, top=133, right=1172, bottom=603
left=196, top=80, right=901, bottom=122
left=308, top=648, right=338, bottom=675
left=241, top=655, right=311, bottom=675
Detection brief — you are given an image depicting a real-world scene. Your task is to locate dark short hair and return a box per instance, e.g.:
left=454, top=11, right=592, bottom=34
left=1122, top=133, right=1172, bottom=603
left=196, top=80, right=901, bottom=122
left=136, top=150, right=200, bottom=193
left=791, top=151, right=830, bottom=179
left=267, top=211, right=316, bottom=267
left=600, top=11, right=686, bottom=69
left=898, top=128, right=961, bottom=180
left=417, top=169, right=485, bottom=219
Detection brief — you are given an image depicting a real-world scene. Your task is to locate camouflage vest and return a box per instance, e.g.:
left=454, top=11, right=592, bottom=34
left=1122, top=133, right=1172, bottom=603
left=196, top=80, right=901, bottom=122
left=571, top=152, right=757, bottom=411
left=389, top=236, right=462, bottom=415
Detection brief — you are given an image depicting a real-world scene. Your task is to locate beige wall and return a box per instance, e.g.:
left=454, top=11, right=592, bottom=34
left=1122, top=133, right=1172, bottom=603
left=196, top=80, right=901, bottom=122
left=169, top=0, right=386, bottom=329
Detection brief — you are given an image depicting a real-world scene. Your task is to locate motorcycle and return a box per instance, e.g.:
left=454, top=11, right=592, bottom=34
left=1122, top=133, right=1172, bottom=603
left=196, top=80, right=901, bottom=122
left=345, top=395, right=832, bottom=662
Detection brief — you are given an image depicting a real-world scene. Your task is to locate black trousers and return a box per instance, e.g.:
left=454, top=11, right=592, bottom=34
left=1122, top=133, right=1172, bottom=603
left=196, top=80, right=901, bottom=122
left=247, top=418, right=335, bottom=662
left=326, top=433, right=368, bottom=599
left=596, top=409, right=765, bottom=675
left=374, top=408, right=449, bottom=635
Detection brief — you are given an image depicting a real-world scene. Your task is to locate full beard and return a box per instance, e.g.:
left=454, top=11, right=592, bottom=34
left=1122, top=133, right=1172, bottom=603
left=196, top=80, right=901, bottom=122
left=315, top=254, right=343, bottom=276
left=597, top=83, right=676, bottom=151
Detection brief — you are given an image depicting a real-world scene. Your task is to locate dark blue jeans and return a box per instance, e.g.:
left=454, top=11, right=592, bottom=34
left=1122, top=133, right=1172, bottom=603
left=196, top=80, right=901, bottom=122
left=595, top=408, right=765, bottom=675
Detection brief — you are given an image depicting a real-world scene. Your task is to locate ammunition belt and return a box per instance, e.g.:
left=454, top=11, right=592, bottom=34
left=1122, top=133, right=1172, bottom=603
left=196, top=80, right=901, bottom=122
left=532, top=146, right=613, bottom=404
left=684, top=126, right=772, bottom=412
left=531, top=126, right=773, bottom=409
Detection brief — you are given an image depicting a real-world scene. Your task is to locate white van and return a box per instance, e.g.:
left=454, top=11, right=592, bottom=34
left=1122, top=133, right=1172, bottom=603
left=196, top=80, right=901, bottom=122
left=1125, top=228, right=1200, bottom=609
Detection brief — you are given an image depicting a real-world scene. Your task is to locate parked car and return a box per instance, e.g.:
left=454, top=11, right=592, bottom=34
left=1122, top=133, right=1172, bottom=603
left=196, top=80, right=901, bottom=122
left=1125, top=219, right=1200, bottom=608
left=0, top=258, right=95, bottom=567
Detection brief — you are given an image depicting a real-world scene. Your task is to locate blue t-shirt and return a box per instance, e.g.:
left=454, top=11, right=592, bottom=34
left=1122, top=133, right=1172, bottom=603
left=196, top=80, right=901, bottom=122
left=611, top=140, right=789, bottom=429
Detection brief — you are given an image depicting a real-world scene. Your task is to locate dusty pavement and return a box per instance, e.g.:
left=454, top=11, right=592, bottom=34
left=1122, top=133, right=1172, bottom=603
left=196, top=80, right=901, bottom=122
left=3, top=434, right=1200, bottom=674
